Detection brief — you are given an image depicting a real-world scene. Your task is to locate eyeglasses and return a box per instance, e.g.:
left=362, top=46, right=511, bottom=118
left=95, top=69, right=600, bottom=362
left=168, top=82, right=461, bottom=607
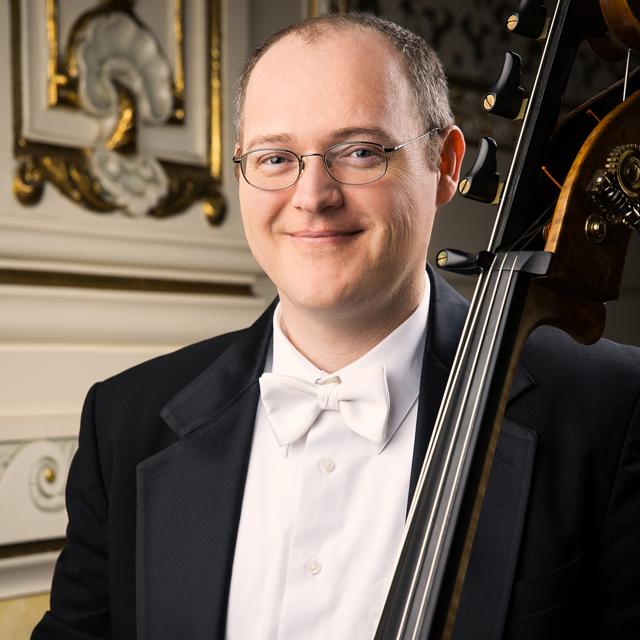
left=233, top=127, right=441, bottom=191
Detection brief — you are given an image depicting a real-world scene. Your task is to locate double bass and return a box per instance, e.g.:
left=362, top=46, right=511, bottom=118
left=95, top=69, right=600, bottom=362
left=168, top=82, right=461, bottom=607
left=375, top=0, right=640, bottom=638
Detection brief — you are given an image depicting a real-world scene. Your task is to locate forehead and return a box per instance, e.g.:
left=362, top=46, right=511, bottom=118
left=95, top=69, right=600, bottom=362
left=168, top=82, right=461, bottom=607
left=241, top=28, right=419, bottom=147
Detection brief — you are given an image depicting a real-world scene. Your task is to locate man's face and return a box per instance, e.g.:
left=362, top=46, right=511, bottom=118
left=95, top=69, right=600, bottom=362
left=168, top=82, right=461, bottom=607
left=238, top=29, right=444, bottom=319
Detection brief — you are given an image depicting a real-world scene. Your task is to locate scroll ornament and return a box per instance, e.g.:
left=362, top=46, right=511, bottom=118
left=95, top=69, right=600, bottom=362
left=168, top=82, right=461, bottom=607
left=14, top=9, right=225, bottom=223
left=77, top=12, right=172, bottom=216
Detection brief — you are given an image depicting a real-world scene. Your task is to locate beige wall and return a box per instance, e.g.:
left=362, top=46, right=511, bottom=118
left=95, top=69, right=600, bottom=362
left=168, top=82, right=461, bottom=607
left=0, top=594, right=49, bottom=640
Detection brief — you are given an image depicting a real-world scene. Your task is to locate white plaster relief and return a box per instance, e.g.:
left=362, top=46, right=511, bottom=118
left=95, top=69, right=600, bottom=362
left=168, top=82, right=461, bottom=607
left=0, top=443, right=23, bottom=481
left=75, top=13, right=173, bottom=124
left=0, top=439, right=77, bottom=545
left=74, top=12, right=173, bottom=215
left=28, top=440, right=77, bottom=513
left=89, top=146, right=168, bottom=217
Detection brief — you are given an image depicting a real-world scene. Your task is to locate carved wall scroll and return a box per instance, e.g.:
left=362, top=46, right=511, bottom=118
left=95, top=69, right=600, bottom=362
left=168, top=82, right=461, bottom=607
left=0, top=439, right=77, bottom=545
left=10, top=0, right=225, bottom=223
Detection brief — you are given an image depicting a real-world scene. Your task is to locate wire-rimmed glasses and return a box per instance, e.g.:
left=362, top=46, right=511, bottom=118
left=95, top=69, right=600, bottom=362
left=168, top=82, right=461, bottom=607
left=233, top=127, right=441, bottom=191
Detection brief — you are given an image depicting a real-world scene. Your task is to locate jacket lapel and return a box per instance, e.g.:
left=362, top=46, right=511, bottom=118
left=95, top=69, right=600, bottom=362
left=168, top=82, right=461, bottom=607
left=136, top=303, right=275, bottom=640
left=413, top=268, right=538, bottom=640
left=136, top=269, right=537, bottom=640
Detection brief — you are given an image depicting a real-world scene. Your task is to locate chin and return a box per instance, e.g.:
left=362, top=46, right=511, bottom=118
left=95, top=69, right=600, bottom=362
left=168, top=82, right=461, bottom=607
left=293, top=280, right=372, bottom=316
left=274, top=258, right=376, bottom=311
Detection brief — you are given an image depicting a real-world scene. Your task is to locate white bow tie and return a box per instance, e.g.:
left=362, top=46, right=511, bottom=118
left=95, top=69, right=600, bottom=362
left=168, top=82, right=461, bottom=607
left=259, top=366, right=391, bottom=447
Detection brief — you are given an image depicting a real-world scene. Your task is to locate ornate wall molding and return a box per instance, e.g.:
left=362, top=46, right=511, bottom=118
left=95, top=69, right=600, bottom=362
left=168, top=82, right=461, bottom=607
left=0, top=438, right=77, bottom=545
left=10, top=0, right=225, bottom=223
left=0, top=440, right=76, bottom=516
left=28, top=440, right=77, bottom=513
left=0, top=283, right=268, bottom=345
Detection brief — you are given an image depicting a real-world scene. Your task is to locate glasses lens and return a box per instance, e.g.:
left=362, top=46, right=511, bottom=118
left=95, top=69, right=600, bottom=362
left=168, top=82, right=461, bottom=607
left=325, top=142, right=387, bottom=184
left=242, top=149, right=300, bottom=190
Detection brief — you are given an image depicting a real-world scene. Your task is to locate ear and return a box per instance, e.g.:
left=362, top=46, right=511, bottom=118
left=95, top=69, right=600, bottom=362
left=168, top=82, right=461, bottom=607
left=435, top=125, right=465, bottom=207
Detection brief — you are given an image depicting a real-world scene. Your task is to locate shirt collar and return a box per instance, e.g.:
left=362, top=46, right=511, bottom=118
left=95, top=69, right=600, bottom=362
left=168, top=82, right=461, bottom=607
left=270, top=272, right=430, bottom=454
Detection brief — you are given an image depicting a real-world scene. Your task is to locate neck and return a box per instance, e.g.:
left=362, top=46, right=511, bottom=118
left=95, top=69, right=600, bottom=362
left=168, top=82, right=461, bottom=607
left=277, top=274, right=425, bottom=373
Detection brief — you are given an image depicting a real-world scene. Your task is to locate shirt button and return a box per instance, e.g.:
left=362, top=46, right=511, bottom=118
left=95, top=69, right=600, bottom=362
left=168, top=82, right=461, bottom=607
left=306, top=559, right=322, bottom=576
left=320, top=458, right=336, bottom=474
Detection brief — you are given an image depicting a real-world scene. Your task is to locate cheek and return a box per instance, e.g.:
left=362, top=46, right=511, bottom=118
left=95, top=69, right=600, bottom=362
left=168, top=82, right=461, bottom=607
left=239, top=196, right=258, bottom=246
left=239, top=200, right=274, bottom=278
left=239, top=190, right=298, bottom=289
left=377, top=169, right=434, bottom=260
left=239, top=188, right=277, bottom=246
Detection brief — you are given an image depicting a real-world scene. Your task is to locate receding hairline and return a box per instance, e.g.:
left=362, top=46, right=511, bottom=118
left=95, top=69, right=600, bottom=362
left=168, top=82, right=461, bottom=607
left=233, top=12, right=453, bottom=169
left=240, top=26, right=419, bottom=138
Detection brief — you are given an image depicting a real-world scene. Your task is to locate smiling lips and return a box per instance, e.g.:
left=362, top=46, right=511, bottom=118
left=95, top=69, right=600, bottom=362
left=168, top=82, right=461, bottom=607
left=288, top=229, right=362, bottom=241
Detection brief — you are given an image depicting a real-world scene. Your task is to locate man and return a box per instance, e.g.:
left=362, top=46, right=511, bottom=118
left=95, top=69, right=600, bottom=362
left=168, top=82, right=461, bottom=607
left=33, top=12, right=640, bottom=640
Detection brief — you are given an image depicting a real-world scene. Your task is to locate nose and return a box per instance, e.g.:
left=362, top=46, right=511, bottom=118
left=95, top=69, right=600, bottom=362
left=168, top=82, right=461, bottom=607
left=290, top=153, right=343, bottom=213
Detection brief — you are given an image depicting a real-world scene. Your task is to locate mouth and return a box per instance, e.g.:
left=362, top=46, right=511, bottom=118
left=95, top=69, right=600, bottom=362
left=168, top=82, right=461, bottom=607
left=288, top=229, right=363, bottom=240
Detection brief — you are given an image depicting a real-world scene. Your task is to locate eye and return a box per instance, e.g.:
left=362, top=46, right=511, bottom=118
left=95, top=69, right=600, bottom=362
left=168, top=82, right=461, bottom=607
left=258, top=153, right=293, bottom=167
left=246, top=150, right=297, bottom=173
left=331, top=143, right=386, bottom=166
left=262, top=154, right=289, bottom=165
left=351, top=147, right=376, bottom=159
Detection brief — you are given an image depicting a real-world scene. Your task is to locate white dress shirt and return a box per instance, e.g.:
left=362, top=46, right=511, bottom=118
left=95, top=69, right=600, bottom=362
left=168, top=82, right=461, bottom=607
left=226, top=275, right=430, bottom=640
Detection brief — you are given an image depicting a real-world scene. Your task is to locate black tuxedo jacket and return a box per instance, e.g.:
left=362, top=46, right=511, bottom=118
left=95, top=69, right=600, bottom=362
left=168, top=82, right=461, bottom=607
left=33, top=270, right=640, bottom=640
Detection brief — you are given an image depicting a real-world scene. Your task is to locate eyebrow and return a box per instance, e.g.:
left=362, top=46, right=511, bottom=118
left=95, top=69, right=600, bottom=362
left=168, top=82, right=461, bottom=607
left=244, top=133, right=296, bottom=150
left=244, top=126, right=396, bottom=151
left=332, top=126, right=395, bottom=145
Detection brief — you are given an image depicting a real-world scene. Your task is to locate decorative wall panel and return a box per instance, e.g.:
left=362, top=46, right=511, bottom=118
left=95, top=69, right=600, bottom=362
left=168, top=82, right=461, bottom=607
left=12, top=0, right=223, bottom=222
left=0, top=0, right=267, bottom=600
left=1, top=0, right=257, bottom=286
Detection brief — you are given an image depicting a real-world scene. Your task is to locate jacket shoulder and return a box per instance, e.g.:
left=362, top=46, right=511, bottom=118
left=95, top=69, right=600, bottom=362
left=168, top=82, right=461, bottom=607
left=89, top=327, right=254, bottom=440
left=522, top=326, right=640, bottom=401
left=514, top=326, right=640, bottom=494
left=106, top=328, right=247, bottom=392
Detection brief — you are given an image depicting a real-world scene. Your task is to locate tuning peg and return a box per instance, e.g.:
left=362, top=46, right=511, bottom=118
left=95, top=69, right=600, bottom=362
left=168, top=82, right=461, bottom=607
left=506, top=0, right=549, bottom=40
left=458, top=137, right=503, bottom=204
left=484, top=52, right=528, bottom=120
left=436, top=249, right=494, bottom=276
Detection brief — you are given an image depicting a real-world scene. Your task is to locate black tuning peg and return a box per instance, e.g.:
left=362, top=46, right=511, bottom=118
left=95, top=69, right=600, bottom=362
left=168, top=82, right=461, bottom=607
left=506, top=0, right=549, bottom=39
left=436, top=249, right=494, bottom=276
left=484, top=52, right=528, bottom=120
left=458, top=137, right=503, bottom=204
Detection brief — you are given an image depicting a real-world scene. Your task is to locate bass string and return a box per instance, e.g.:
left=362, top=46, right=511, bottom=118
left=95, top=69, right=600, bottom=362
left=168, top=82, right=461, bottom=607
left=487, top=0, right=564, bottom=251
left=405, top=271, right=493, bottom=520
left=402, top=247, right=506, bottom=531
left=623, top=49, right=632, bottom=101
left=395, top=266, right=496, bottom=579
left=410, top=253, right=520, bottom=639
left=392, top=262, right=498, bottom=635
left=395, top=252, right=513, bottom=638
